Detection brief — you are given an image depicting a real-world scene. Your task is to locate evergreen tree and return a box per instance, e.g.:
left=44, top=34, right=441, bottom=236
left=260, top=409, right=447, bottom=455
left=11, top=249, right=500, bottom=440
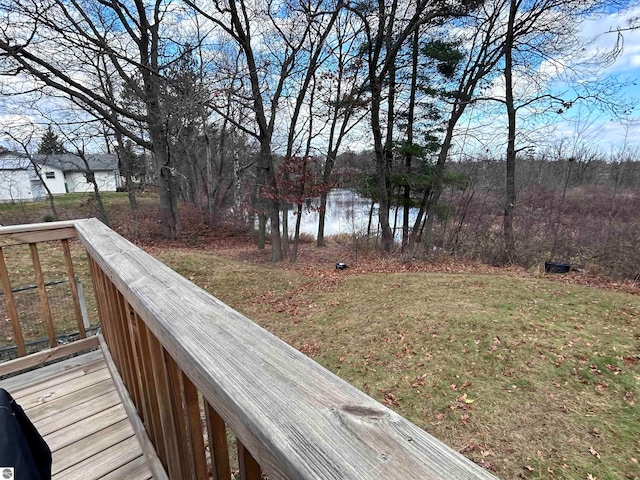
left=37, top=126, right=66, bottom=154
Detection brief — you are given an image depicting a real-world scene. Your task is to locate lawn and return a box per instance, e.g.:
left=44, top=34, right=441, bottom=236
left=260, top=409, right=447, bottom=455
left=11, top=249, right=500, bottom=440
left=153, top=247, right=640, bottom=480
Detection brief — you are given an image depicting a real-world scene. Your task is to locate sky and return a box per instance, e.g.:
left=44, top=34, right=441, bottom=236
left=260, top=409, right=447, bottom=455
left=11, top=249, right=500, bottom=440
left=0, top=2, right=639, bottom=157
left=543, top=4, right=640, bottom=152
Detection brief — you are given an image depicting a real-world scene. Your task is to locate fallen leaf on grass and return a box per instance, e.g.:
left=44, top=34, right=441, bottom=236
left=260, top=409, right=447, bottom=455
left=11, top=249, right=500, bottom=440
left=589, top=446, right=601, bottom=459
left=457, top=393, right=475, bottom=404
left=382, top=392, right=401, bottom=407
left=476, top=459, right=497, bottom=472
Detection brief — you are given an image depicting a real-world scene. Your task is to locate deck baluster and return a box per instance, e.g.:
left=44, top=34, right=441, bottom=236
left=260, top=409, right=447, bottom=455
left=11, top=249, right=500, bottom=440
left=0, top=247, right=26, bottom=356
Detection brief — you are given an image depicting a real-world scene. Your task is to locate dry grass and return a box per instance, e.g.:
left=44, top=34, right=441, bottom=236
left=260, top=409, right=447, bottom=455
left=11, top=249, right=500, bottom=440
left=153, top=248, right=640, bottom=480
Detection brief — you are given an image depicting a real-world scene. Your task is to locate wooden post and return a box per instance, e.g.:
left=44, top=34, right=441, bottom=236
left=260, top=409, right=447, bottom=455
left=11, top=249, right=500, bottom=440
left=164, top=351, right=196, bottom=478
left=124, top=304, right=151, bottom=431
left=182, top=373, right=209, bottom=479
left=238, top=440, right=261, bottom=480
left=0, top=247, right=26, bottom=357
left=29, top=243, right=56, bottom=348
left=146, top=332, right=184, bottom=478
left=60, top=239, right=86, bottom=338
left=136, top=319, right=166, bottom=464
left=205, top=403, right=231, bottom=480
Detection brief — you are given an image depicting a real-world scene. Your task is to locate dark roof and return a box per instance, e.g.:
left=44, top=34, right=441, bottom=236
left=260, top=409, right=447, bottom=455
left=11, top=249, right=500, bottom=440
left=0, top=155, right=32, bottom=170
left=31, top=153, right=118, bottom=172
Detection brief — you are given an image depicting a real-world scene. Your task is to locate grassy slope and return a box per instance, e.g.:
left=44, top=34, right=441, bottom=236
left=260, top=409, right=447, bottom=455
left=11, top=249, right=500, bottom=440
left=155, top=248, right=640, bottom=480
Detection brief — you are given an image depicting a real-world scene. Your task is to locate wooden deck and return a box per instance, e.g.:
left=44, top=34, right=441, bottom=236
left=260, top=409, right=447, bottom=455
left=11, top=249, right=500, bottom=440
left=0, top=350, right=155, bottom=480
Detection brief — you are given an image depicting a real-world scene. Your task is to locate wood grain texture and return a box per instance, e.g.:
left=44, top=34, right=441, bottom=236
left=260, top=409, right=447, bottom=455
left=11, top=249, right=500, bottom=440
left=205, top=401, right=231, bottom=480
left=29, top=243, right=57, bottom=348
left=0, top=247, right=26, bottom=356
left=27, top=380, right=115, bottom=424
left=52, top=420, right=135, bottom=474
left=0, top=350, right=104, bottom=392
left=183, top=373, right=209, bottom=480
left=0, top=335, right=99, bottom=376
left=34, top=389, right=121, bottom=436
left=17, top=366, right=110, bottom=410
left=99, top=334, right=169, bottom=480
left=99, top=455, right=154, bottom=480
left=44, top=404, right=127, bottom=451
left=0, top=226, right=77, bottom=247
left=51, top=434, right=142, bottom=479
left=136, top=318, right=166, bottom=462
left=238, top=440, right=261, bottom=480
left=76, top=218, right=499, bottom=480
left=61, top=238, right=86, bottom=338
left=3, top=350, right=156, bottom=480
left=7, top=355, right=106, bottom=399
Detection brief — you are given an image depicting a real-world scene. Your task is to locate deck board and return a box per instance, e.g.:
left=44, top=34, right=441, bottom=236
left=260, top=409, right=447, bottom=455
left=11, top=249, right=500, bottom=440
left=0, top=350, right=157, bottom=479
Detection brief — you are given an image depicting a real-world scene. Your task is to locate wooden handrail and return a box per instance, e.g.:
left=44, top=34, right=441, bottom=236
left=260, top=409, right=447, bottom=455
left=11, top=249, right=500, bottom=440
left=76, top=218, right=498, bottom=480
left=0, top=220, right=77, bottom=247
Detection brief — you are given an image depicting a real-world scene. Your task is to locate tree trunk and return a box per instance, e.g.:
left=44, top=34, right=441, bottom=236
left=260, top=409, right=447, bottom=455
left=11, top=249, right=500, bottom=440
left=503, top=0, right=517, bottom=264
left=149, top=122, right=179, bottom=239
left=403, top=29, right=419, bottom=250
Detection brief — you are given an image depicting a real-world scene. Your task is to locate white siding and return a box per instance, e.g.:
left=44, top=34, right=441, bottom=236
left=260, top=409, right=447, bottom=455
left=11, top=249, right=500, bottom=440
left=38, top=165, right=67, bottom=194
left=65, top=171, right=118, bottom=193
left=0, top=170, right=33, bottom=202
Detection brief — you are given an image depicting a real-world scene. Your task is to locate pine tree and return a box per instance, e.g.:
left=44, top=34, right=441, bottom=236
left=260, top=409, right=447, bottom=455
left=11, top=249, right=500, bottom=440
left=37, top=126, right=66, bottom=154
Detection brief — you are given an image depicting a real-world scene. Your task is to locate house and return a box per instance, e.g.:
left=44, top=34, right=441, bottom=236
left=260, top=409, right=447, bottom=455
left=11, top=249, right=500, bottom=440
left=0, top=152, right=121, bottom=202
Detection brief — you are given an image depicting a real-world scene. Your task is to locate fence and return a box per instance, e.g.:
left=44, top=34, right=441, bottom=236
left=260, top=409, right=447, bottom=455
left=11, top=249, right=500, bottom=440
left=0, top=276, right=96, bottom=361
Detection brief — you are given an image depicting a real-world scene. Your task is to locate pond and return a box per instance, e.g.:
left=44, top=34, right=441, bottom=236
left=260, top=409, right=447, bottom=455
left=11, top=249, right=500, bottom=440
left=285, top=189, right=420, bottom=239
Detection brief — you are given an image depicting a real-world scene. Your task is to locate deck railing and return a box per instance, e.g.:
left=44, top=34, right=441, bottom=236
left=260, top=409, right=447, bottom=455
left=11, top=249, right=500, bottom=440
left=2, top=219, right=498, bottom=480
left=0, top=221, right=98, bottom=376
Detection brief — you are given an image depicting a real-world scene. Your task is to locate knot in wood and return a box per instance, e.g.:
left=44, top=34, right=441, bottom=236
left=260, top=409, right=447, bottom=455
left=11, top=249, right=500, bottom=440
left=340, top=404, right=387, bottom=419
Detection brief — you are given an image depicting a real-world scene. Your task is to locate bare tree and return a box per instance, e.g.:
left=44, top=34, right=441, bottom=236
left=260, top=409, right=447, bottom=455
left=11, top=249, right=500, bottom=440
left=187, top=0, right=344, bottom=261
left=0, top=0, right=204, bottom=238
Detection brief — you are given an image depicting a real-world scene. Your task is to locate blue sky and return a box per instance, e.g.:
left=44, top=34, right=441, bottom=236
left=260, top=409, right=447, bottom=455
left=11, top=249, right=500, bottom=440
left=552, top=4, right=640, bottom=151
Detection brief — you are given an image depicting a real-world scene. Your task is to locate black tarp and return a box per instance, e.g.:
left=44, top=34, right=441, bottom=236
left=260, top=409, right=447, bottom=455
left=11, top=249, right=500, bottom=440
left=0, top=388, right=51, bottom=479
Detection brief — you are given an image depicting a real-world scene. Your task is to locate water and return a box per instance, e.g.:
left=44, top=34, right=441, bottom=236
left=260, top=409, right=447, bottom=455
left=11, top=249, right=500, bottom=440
left=286, top=189, right=420, bottom=239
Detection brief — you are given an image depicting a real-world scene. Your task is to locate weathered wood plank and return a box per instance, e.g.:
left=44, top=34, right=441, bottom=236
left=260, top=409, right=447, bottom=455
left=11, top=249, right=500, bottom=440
left=6, top=356, right=106, bottom=399
left=205, top=401, right=231, bottom=480
left=135, top=318, right=166, bottom=463
left=0, top=226, right=77, bottom=247
left=16, top=366, right=110, bottom=410
left=183, top=373, right=209, bottom=480
left=29, top=243, right=57, bottom=348
left=44, top=403, right=127, bottom=451
left=238, top=440, right=261, bottom=480
left=61, top=238, right=86, bottom=338
left=32, top=389, right=121, bottom=435
left=164, top=351, right=196, bottom=477
left=2, top=347, right=159, bottom=480
left=0, top=220, right=78, bottom=235
left=0, top=350, right=103, bottom=392
left=146, top=332, right=183, bottom=478
left=76, top=217, right=499, bottom=480
left=52, top=419, right=135, bottom=474
left=0, top=335, right=99, bottom=376
left=98, top=455, right=153, bottom=480
left=51, top=435, right=145, bottom=480
left=0, top=247, right=26, bottom=356
left=27, top=380, right=115, bottom=423
left=99, top=334, right=168, bottom=480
